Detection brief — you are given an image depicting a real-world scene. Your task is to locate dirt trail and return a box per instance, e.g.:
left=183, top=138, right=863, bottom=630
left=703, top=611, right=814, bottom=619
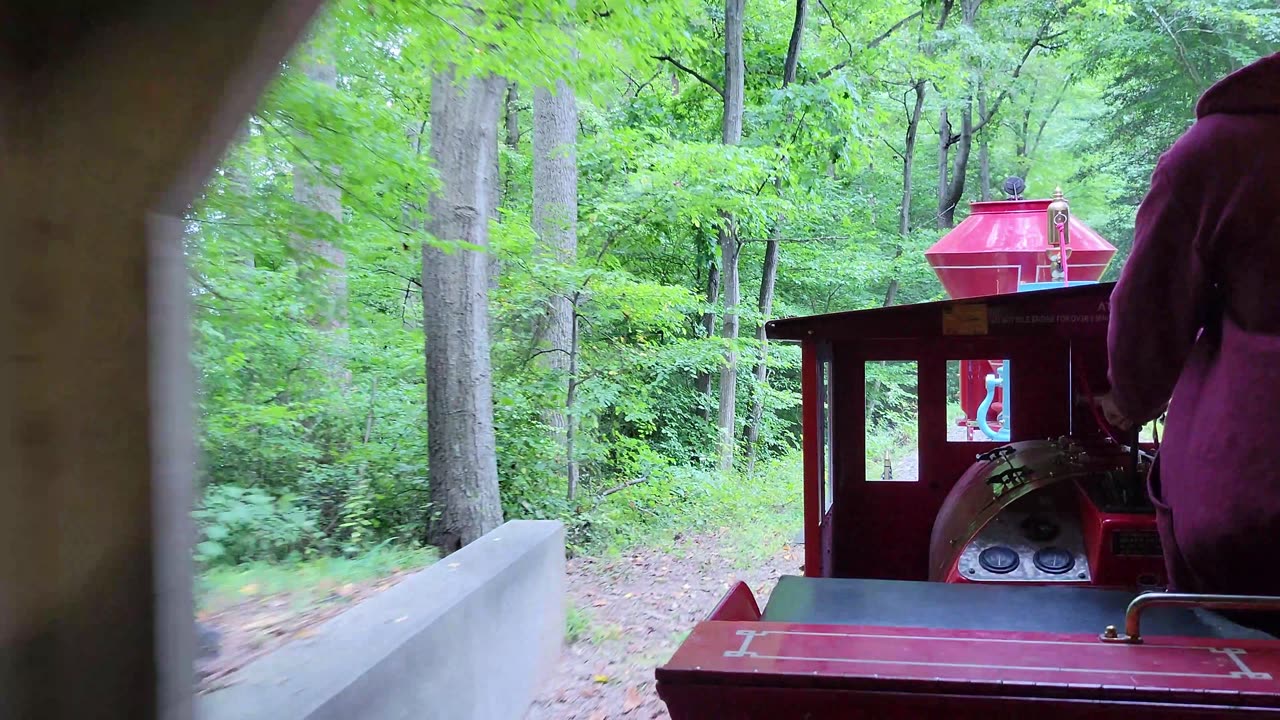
left=525, top=531, right=801, bottom=720
left=194, top=529, right=799, bottom=717
left=195, top=569, right=422, bottom=693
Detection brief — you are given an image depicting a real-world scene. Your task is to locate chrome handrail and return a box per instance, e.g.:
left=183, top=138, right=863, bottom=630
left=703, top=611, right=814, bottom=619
left=1101, top=592, right=1280, bottom=644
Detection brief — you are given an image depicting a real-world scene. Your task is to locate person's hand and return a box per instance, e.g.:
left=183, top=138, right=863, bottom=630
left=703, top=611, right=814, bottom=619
left=1093, top=392, right=1136, bottom=431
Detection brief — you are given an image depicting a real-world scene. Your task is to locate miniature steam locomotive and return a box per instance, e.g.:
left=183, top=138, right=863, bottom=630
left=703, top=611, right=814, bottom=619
left=656, top=191, right=1280, bottom=718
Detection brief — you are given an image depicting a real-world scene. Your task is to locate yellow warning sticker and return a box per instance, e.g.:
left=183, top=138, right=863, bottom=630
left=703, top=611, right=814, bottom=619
left=943, top=303, right=989, bottom=335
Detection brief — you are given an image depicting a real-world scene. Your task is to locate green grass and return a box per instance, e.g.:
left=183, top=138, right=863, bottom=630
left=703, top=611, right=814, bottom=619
left=690, top=454, right=804, bottom=569
left=197, top=543, right=437, bottom=613
left=576, top=452, right=804, bottom=561
left=566, top=604, right=591, bottom=644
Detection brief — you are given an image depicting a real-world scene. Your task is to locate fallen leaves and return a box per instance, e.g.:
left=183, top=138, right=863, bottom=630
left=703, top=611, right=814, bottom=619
left=623, top=685, right=643, bottom=713
left=516, top=532, right=803, bottom=720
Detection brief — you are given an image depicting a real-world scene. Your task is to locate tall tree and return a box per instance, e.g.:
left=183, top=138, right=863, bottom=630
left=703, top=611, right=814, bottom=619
left=900, top=80, right=927, bottom=238
left=532, top=76, right=580, bottom=498
left=696, top=255, right=720, bottom=420
left=978, top=88, right=992, bottom=201
left=747, top=0, right=806, bottom=472
left=422, top=65, right=507, bottom=553
left=936, top=0, right=1079, bottom=226
left=883, top=77, right=927, bottom=308
left=293, top=56, right=349, bottom=352
left=936, top=0, right=978, bottom=229
left=717, top=0, right=746, bottom=473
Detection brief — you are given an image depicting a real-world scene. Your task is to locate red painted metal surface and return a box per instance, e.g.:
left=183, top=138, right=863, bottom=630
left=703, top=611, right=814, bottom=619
left=924, top=198, right=1117, bottom=426
left=706, top=582, right=763, bottom=622
left=770, top=285, right=1115, bottom=581
left=659, top=683, right=1280, bottom=719
left=800, top=343, right=822, bottom=578
left=1076, top=481, right=1168, bottom=589
left=658, top=619, right=1280, bottom=718
left=924, top=199, right=1117, bottom=299
left=659, top=284, right=1280, bottom=720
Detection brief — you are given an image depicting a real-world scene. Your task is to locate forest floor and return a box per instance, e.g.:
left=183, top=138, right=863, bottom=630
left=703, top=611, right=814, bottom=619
left=194, top=546, right=436, bottom=693
left=525, top=526, right=801, bottom=720
left=194, top=458, right=803, bottom=713
left=194, top=528, right=800, bottom=713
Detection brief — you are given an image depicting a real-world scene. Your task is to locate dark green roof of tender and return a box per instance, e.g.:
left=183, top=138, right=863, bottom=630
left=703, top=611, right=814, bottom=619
left=764, top=282, right=1115, bottom=342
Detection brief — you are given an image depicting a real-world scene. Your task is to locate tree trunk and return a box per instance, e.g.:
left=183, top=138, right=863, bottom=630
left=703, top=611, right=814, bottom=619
left=936, top=0, right=981, bottom=228
left=488, top=78, right=508, bottom=291
left=500, top=82, right=520, bottom=217
left=937, top=102, right=973, bottom=228
left=745, top=235, right=779, bottom=472
left=292, top=59, right=348, bottom=349
left=883, top=279, right=900, bottom=306
left=696, top=260, right=720, bottom=420
left=717, top=0, right=746, bottom=473
left=978, top=90, right=991, bottom=201
left=747, top=0, right=806, bottom=473
left=900, top=81, right=925, bottom=237
left=422, top=65, right=506, bottom=554
left=782, top=0, right=808, bottom=85
left=505, top=83, right=521, bottom=151
left=1017, top=107, right=1031, bottom=174
left=937, top=107, right=951, bottom=228
left=532, top=78, right=580, bottom=499
left=565, top=303, right=581, bottom=501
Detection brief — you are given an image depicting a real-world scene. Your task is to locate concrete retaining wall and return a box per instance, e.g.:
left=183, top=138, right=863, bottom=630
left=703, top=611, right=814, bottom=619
left=198, top=520, right=565, bottom=720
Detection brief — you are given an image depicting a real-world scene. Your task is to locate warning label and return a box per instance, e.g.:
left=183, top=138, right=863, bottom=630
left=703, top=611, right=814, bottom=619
left=942, top=303, right=989, bottom=335
left=989, top=301, right=1110, bottom=327
left=989, top=311, right=1108, bottom=326
left=1111, top=530, right=1163, bottom=557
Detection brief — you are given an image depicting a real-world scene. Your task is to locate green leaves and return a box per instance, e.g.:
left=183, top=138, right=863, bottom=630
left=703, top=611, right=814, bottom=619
left=189, top=0, right=1276, bottom=567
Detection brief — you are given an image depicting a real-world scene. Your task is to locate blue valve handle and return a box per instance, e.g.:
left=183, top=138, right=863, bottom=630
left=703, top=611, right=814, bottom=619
left=977, top=362, right=1010, bottom=442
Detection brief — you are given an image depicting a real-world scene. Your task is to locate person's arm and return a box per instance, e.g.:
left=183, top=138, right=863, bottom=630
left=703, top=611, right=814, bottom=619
left=1107, top=156, right=1209, bottom=424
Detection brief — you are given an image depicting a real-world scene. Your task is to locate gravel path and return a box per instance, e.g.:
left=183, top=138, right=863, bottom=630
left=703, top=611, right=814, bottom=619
left=525, top=530, right=801, bottom=720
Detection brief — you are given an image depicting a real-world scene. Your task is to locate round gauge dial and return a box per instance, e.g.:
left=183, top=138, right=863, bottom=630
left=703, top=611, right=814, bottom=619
left=978, top=546, right=1020, bottom=574
left=1033, top=546, right=1075, bottom=574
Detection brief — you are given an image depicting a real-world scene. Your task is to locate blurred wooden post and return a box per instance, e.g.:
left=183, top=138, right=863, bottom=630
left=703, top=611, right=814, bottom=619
left=0, top=2, right=323, bottom=718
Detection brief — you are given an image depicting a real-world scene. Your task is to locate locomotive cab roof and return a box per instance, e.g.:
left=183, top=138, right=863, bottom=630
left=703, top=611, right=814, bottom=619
left=765, top=280, right=1113, bottom=343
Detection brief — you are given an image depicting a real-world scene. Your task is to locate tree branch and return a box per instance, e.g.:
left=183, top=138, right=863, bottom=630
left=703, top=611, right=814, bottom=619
left=818, top=9, right=923, bottom=80
left=1149, top=4, right=1201, bottom=85
left=816, top=0, right=855, bottom=61
left=970, top=0, right=1083, bottom=136
left=654, top=55, right=723, bottom=97
left=622, top=68, right=662, bottom=98
left=601, top=476, right=651, bottom=497
left=1031, top=73, right=1075, bottom=157
left=882, top=137, right=906, bottom=162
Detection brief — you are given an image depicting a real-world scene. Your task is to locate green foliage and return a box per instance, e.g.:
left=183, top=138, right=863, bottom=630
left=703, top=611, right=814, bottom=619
left=197, top=542, right=436, bottom=613
left=190, top=0, right=1274, bottom=567
left=194, top=485, right=320, bottom=566
left=565, top=605, right=592, bottom=644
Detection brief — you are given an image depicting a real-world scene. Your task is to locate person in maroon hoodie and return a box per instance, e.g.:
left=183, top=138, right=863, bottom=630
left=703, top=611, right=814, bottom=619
left=1096, top=52, right=1280, bottom=628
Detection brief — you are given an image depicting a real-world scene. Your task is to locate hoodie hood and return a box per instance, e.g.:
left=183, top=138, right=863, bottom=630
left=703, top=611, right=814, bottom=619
left=1196, top=52, right=1280, bottom=117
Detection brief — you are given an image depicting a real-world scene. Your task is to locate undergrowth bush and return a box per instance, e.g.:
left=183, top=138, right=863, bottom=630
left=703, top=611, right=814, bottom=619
left=194, top=485, right=320, bottom=566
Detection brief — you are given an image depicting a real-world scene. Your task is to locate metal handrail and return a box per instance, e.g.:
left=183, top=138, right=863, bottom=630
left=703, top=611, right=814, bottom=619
left=1101, top=592, right=1280, bottom=644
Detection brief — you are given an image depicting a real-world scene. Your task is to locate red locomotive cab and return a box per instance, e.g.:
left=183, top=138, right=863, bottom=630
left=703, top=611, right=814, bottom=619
left=656, top=195, right=1280, bottom=718
left=925, top=191, right=1116, bottom=441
